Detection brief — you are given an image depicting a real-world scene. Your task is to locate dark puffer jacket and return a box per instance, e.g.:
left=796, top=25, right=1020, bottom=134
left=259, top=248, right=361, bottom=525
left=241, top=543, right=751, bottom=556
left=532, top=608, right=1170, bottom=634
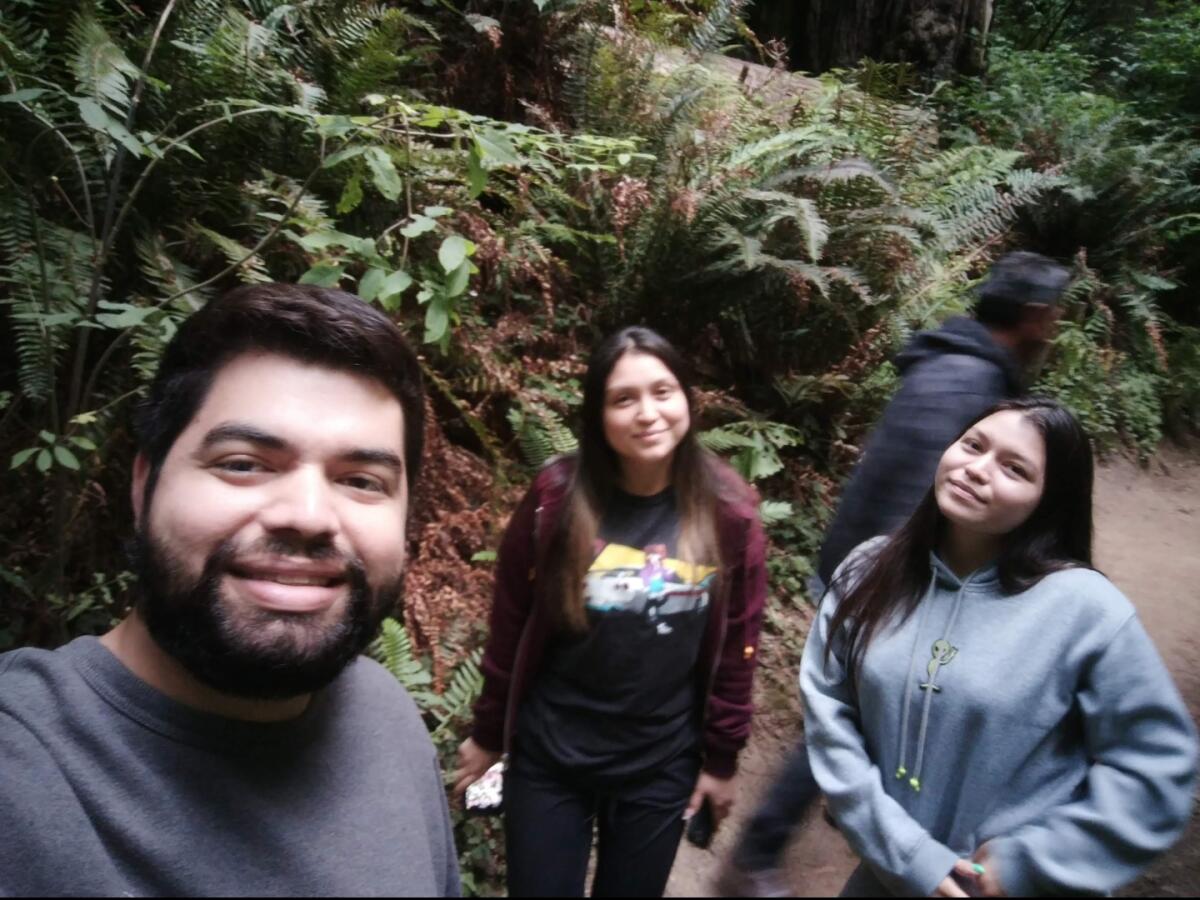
left=817, top=316, right=1021, bottom=584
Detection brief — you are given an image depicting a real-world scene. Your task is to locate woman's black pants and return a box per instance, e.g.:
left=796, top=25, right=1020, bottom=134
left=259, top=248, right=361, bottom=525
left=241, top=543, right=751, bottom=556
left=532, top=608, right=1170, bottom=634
left=504, top=750, right=699, bottom=897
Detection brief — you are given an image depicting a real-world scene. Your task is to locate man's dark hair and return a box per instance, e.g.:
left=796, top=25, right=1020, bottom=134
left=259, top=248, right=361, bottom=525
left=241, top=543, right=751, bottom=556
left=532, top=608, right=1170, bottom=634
left=973, top=251, right=1071, bottom=328
left=136, top=283, right=425, bottom=505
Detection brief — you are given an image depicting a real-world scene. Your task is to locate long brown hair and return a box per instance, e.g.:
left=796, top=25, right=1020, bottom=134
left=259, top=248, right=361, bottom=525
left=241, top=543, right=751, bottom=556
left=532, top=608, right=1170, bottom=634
left=546, top=327, right=726, bottom=632
left=826, top=397, right=1095, bottom=676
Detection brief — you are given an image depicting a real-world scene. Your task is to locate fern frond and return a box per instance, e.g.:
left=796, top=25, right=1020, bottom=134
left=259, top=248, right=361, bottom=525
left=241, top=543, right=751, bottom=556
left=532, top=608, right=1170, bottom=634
left=192, top=224, right=273, bottom=283
left=688, top=0, right=748, bottom=57
left=372, top=618, right=433, bottom=693
left=758, top=500, right=795, bottom=527
left=429, top=650, right=484, bottom=739
left=507, top=402, right=579, bottom=469
left=69, top=10, right=141, bottom=117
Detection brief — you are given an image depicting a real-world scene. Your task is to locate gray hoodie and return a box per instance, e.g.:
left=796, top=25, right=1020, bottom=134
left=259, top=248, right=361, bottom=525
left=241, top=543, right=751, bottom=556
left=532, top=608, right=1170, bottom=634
left=800, top=541, right=1198, bottom=896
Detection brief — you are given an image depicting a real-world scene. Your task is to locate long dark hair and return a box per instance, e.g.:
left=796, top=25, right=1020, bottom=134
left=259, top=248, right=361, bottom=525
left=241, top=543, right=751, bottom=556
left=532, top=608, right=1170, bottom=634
left=546, top=327, right=730, bottom=632
left=826, top=397, right=1094, bottom=675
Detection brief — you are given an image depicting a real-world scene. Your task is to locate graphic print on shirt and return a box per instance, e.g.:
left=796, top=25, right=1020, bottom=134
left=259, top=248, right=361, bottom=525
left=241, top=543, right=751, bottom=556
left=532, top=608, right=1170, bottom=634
left=584, top=541, right=715, bottom=636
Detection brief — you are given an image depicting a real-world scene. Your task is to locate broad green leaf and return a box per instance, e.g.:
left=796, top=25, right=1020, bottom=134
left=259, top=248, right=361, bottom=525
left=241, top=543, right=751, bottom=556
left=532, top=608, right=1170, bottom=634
left=445, top=259, right=471, bottom=298
left=10, top=448, right=38, bottom=469
left=358, top=267, right=387, bottom=302
left=293, top=230, right=374, bottom=255
left=471, top=550, right=498, bottom=562
left=466, top=148, right=488, bottom=198
left=75, top=97, right=144, bottom=157
left=378, top=270, right=414, bottom=311
left=69, top=436, right=97, bottom=451
left=71, top=411, right=98, bottom=425
left=424, top=298, right=450, bottom=344
left=423, top=206, right=452, bottom=218
left=364, top=147, right=403, bottom=201
left=0, top=89, right=47, bottom=103
left=53, top=446, right=80, bottom=470
left=299, top=263, right=344, bottom=287
left=36, top=450, right=52, bottom=473
left=474, top=129, right=521, bottom=169
left=39, top=431, right=56, bottom=444
left=417, top=107, right=447, bottom=128
left=323, top=145, right=367, bottom=169
left=314, top=114, right=356, bottom=137
left=382, top=270, right=413, bottom=297
left=400, top=215, right=437, bottom=238
left=438, top=235, right=474, bottom=273
left=76, top=96, right=108, bottom=130
left=95, top=301, right=154, bottom=329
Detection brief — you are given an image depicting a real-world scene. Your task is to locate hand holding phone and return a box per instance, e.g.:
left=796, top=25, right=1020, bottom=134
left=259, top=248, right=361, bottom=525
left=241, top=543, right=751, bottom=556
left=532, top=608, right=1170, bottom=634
left=684, top=797, right=716, bottom=849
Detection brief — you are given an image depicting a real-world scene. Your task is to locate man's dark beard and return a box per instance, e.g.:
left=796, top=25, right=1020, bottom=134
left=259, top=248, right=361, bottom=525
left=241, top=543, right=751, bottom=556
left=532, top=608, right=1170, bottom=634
left=131, top=530, right=401, bottom=701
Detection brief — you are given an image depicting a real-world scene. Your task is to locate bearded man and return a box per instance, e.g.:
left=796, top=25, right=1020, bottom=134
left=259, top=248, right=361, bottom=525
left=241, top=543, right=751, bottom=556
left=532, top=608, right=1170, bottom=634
left=0, top=284, right=460, bottom=896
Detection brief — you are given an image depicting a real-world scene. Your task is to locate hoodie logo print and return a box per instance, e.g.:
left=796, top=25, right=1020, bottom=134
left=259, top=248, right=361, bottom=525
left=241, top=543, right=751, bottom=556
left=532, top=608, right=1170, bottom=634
left=918, top=639, right=958, bottom=693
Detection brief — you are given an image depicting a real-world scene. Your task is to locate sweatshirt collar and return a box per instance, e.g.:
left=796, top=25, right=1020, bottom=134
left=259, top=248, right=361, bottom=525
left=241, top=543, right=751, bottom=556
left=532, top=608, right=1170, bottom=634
left=929, top=552, right=1000, bottom=591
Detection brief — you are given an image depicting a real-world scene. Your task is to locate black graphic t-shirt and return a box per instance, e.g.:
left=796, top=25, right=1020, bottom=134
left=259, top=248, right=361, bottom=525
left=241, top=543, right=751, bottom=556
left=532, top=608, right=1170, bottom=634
left=517, top=486, right=716, bottom=781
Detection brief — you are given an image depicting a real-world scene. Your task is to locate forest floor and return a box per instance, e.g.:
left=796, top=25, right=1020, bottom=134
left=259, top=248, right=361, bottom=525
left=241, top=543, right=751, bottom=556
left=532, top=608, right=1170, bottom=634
left=665, top=443, right=1200, bottom=898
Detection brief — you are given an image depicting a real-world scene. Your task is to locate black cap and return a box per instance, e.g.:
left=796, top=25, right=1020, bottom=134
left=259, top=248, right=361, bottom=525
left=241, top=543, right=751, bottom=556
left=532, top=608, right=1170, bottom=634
left=977, top=251, right=1071, bottom=306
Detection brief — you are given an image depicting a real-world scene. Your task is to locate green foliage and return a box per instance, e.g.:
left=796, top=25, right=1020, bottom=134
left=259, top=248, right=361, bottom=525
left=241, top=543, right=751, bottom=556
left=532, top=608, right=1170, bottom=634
left=941, top=36, right=1199, bottom=453
left=1035, top=320, right=1166, bottom=458
left=506, top=402, right=579, bottom=469
left=700, top=418, right=803, bottom=482
left=1163, top=325, right=1200, bottom=436
left=373, top=617, right=435, bottom=697
left=1111, top=2, right=1200, bottom=123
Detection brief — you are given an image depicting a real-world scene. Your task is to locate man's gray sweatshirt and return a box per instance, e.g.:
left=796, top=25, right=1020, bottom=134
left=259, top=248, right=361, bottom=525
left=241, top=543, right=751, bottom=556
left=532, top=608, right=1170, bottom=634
left=0, top=637, right=461, bottom=897
left=800, top=544, right=1198, bottom=896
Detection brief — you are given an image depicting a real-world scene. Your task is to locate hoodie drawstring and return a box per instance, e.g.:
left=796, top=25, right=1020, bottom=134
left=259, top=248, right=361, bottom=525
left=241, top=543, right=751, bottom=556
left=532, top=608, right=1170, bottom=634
left=898, top=571, right=972, bottom=792
left=894, top=570, right=938, bottom=785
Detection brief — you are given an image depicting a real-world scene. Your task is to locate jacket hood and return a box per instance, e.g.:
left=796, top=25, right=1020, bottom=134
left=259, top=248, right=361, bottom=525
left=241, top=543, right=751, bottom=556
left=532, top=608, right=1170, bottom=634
left=895, top=316, right=1021, bottom=393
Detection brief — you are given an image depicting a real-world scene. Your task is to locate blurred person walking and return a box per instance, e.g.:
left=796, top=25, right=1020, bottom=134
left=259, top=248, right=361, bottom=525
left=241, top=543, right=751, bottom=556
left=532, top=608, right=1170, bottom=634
left=802, top=398, right=1197, bottom=896
left=718, top=251, right=1071, bottom=896
left=454, top=326, right=768, bottom=897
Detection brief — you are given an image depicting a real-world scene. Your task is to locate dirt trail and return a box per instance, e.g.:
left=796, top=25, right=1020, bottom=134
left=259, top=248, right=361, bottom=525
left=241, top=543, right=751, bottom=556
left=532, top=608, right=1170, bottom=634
left=666, top=445, right=1200, bottom=897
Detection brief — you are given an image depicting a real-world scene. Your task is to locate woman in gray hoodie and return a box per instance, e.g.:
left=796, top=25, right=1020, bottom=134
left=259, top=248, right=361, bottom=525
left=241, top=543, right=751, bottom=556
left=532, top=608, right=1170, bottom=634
left=801, top=397, right=1197, bottom=897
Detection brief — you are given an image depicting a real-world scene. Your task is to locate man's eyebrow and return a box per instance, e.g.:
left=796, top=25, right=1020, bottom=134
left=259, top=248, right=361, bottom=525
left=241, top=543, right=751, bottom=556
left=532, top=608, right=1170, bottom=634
left=341, top=448, right=404, bottom=473
left=198, top=423, right=289, bottom=452
left=196, top=424, right=403, bottom=472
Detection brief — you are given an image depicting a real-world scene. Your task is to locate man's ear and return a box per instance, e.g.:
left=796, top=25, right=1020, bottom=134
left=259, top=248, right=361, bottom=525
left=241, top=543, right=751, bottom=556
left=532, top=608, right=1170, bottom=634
left=1019, top=303, right=1055, bottom=338
left=131, top=453, right=151, bottom=528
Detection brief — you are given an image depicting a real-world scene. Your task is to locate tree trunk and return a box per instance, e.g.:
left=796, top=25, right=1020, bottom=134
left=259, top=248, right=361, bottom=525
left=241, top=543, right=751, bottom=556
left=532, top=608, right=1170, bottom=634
left=748, top=0, right=993, bottom=76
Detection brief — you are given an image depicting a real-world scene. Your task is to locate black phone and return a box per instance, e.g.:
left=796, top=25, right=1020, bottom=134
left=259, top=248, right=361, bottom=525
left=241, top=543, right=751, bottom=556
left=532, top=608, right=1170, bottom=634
left=684, top=797, right=715, bottom=849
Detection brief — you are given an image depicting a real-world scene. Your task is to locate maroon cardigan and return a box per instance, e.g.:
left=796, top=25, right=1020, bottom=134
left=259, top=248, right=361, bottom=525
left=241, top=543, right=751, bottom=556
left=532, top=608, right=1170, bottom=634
left=470, top=457, right=768, bottom=778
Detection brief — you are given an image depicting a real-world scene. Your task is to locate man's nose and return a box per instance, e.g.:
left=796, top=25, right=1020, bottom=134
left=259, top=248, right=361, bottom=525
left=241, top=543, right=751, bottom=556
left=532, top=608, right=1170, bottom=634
left=259, top=466, right=339, bottom=538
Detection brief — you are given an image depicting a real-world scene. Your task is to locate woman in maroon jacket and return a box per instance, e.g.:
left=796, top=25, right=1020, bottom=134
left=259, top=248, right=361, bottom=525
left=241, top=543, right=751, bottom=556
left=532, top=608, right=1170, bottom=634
left=454, top=326, right=768, bottom=897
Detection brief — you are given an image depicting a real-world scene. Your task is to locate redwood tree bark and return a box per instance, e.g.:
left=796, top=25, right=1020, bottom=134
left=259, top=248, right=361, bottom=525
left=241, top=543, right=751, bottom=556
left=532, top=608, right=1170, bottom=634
left=748, top=0, right=993, bottom=76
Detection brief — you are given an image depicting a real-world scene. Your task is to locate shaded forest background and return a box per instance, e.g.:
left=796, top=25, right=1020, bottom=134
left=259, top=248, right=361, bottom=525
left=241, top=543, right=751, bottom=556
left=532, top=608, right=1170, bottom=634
left=2, top=0, right=1199, bottom=891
